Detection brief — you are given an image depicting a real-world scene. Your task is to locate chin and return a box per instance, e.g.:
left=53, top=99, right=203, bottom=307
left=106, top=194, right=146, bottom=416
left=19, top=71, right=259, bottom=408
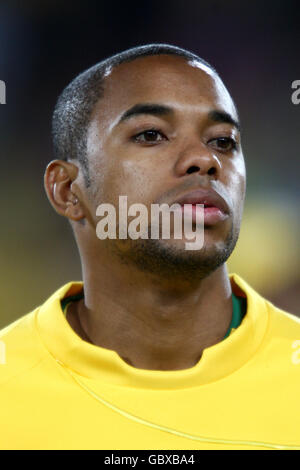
left=113, top=227, right=238, bottom=282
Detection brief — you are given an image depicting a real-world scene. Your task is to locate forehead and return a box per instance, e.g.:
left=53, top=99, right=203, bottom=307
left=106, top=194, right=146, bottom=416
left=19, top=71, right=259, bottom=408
left=92, top=55, right=237, bottom=128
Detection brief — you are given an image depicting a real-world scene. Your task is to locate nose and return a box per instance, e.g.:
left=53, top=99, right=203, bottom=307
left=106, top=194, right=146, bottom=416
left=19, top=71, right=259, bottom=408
left=174, top=139, right=222, bottom=178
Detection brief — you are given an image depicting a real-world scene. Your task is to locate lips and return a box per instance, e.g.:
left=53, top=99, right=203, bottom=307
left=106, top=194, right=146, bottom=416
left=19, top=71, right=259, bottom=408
left=173, top=189, right=230, bottom=215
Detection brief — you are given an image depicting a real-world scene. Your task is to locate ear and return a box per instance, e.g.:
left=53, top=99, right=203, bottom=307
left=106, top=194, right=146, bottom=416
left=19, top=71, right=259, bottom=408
left=44, top=160, right=85, bottom=221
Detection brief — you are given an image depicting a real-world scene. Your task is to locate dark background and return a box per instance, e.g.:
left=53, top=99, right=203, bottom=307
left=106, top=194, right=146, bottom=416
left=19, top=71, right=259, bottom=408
left=0, top=0, right=299, bottom=327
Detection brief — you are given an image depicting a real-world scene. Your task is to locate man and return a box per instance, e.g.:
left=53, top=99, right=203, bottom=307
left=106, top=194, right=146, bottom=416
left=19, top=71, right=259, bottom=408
left=0, top=44, right=299, bottom=450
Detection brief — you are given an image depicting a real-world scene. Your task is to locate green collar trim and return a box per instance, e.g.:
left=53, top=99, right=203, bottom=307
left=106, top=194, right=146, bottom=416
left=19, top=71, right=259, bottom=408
left=223, top=292, right=247, bottom=339
left=60, top=291, right=247, bottom=340
left=61, top=292, right=84, bottom=314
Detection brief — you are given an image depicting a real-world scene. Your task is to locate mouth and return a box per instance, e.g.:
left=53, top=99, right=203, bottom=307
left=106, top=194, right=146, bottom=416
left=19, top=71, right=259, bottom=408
left=172, top=189, right=230, bottom=226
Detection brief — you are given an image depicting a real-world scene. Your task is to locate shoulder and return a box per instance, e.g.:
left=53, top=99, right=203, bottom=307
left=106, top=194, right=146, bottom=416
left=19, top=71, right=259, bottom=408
left=0, top=282, right=83, bottom=386
left=255, top=300, right=300, bottom=370
left=231, top=273, right=300, bottom=334
left=265, top=300, right=300, bottom=336
left=230, top=273, right=300, bottom=368
left=0, top=308, right=49, bottom=386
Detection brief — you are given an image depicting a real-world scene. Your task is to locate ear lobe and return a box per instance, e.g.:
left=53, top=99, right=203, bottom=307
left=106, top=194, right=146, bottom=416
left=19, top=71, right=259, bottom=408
left=65, top=195, right=85, bottom=221
left=44, top=160, right=85, bottom=222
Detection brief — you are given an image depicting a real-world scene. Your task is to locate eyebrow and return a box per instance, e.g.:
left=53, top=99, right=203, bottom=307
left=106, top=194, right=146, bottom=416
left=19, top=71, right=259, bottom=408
left=117, top=102, right=240, bottom=132
left=208, top=110, right=241, bottom=132
left=118, top=103, right=173, bottom=123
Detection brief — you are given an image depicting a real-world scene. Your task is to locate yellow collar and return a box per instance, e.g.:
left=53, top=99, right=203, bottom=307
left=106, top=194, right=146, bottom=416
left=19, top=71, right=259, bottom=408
left=36, top=273, right=269, bottom=389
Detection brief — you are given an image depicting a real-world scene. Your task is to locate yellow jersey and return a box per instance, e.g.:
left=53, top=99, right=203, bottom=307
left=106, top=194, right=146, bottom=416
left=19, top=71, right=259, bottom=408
left=0, top=273, right=300, bottom=450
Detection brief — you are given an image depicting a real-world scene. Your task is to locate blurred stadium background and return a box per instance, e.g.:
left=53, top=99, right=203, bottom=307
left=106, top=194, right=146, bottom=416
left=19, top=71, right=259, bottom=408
left=0, top=0, right=299, bottom=328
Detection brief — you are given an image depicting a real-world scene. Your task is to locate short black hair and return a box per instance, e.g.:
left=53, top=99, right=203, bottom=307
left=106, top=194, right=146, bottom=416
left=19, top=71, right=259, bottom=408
left=52, top=44, right=218, bottom=186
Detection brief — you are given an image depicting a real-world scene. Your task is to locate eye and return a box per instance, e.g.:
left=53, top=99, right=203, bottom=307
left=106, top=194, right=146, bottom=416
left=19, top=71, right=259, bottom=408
left=208, top=137, right=238, bottom=152
left=133, top=129, right=167, bottom=143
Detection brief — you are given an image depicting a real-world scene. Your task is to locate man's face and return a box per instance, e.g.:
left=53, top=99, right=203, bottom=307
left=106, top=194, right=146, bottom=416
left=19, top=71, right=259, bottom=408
left=81, top=55, right=246, bottom=278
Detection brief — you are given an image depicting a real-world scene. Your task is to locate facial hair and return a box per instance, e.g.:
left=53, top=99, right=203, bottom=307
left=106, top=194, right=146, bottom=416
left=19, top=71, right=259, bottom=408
left=111, top=220, right=239, bottom=284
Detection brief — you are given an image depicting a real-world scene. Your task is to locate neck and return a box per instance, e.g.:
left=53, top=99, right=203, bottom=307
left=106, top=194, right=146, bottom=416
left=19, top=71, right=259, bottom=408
left=69, top=251, right=233, bottom=371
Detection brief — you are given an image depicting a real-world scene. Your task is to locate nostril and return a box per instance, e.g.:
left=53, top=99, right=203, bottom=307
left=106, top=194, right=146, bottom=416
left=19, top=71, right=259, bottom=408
left=186, top=165, right=200, bottom=174
left=208, top=167, right=216, bottom=175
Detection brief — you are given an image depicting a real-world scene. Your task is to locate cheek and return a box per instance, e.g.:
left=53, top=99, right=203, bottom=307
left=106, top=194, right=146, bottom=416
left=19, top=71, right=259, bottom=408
left=222, top=156, right=246, bottom=218
left=230, top=157, right=246, bottom=216
left=101, top=158, right=156, bottom=207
